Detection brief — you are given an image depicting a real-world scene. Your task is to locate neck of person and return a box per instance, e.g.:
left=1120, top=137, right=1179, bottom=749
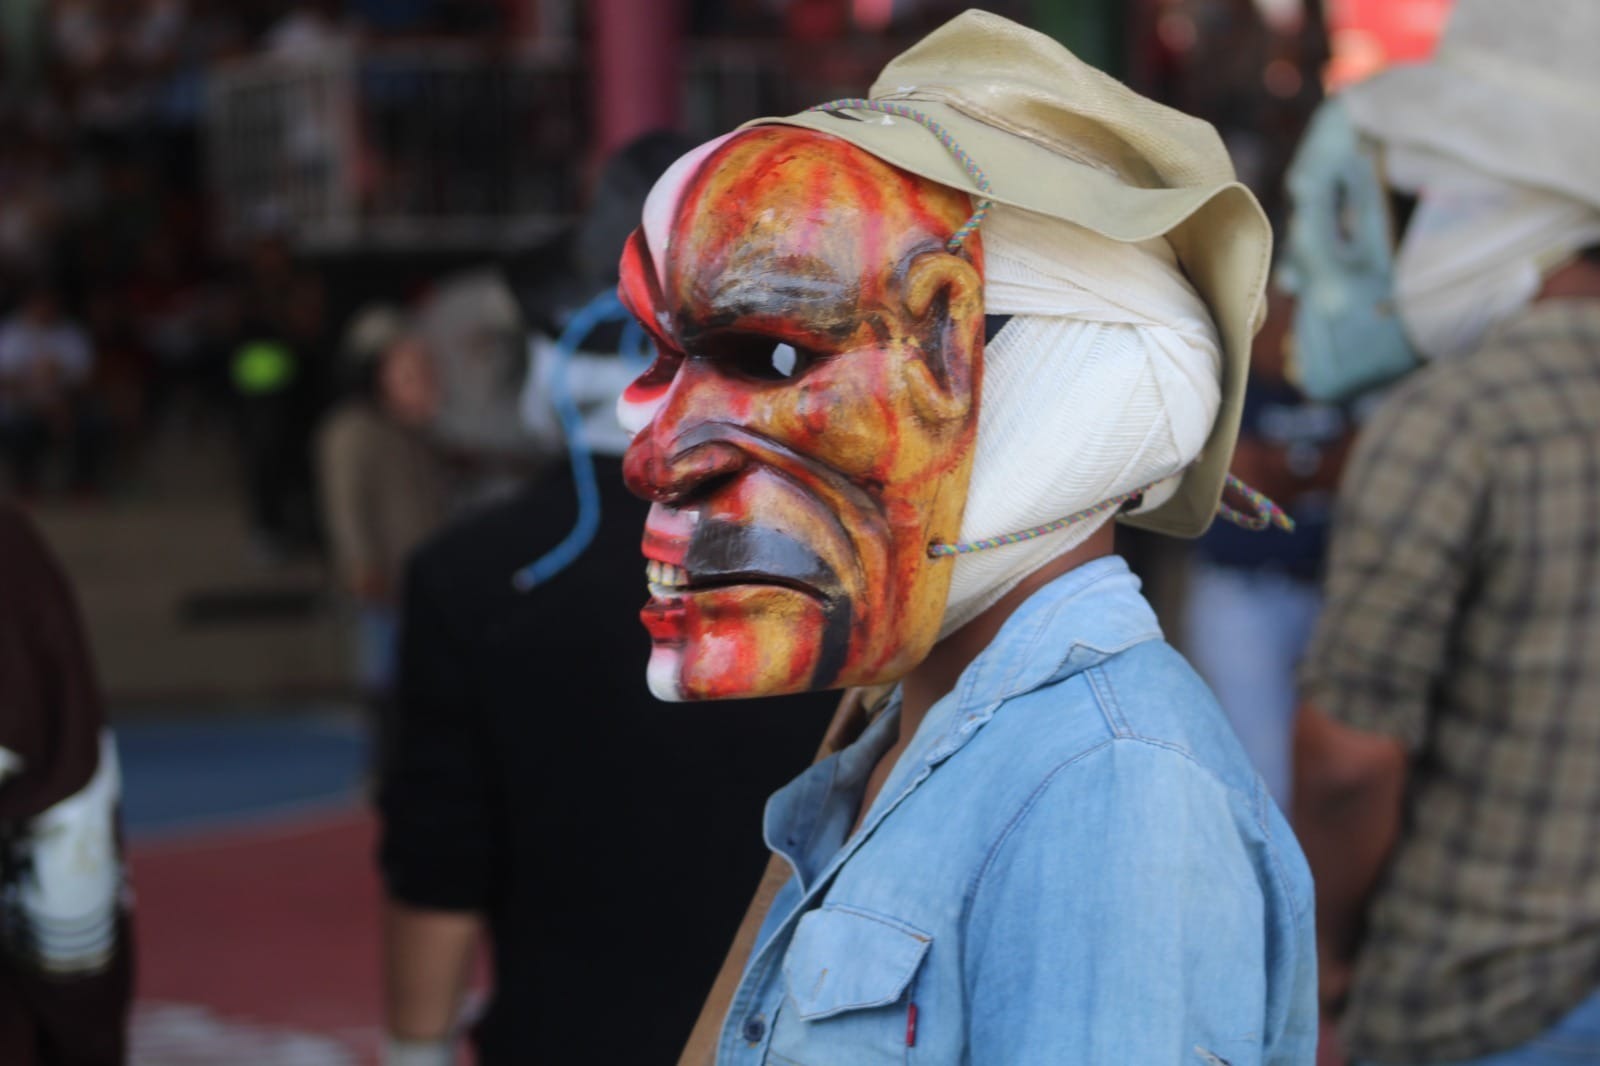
left=900, top=523, right=1117, bottom=736
left=849, top=523, right=1119, bottom=834
left=1537, top=253, right=1600, bottom=302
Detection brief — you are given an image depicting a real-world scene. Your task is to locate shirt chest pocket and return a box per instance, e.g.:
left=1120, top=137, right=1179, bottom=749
left=765, top=904, right=933, bottom=1066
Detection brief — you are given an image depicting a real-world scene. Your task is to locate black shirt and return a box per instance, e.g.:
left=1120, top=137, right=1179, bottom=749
left=378, top=458, right=837, bottom=1064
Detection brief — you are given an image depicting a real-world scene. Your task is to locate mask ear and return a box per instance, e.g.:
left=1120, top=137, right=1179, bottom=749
left=901, top=250, right=983, bottom=427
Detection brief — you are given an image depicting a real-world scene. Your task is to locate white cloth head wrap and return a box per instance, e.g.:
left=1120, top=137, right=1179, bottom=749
left=940, top=205, right=1222, bottom=636
left=1382, top=146, right=1600, bottom=362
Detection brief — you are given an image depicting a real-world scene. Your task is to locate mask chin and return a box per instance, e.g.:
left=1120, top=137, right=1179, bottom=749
left=646, top=645, right=685, bottom=702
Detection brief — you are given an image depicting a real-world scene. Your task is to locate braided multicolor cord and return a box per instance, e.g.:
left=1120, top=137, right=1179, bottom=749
left=927, top=474, right=1294, bottom=558
left=1218, top=473, right=1296, bottom=533
left=927, top=483, right=1153, bottom=558
left=808, top=98, right=994, bottom=252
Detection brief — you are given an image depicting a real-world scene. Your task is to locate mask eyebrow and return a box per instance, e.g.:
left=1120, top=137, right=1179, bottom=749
left=683, top=256, right=861, bottom=349
left=686, top=316, right=853, bottom=359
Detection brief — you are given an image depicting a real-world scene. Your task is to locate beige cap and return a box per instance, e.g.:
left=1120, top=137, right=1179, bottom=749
left=744, top=9, right=1271, bottom=537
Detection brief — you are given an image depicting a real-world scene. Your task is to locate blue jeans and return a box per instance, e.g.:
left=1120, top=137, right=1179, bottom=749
left=1183, top=562, right=1321, bottom=809
left=357, top=605, right=399, bottom=693
left=1359, top=987, right=1600, bottom=1064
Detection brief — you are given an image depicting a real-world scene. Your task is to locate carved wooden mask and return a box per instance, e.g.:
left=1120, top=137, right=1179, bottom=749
left=619, top=127, right=985, bottom=700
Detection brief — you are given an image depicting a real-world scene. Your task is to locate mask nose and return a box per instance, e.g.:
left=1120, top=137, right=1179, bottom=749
left=621, top=363, right=750, bottom=506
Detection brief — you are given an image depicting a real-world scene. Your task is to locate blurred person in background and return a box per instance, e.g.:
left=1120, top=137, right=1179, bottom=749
left=376, top=130, right=837, bottom=1066
left=0, top=128, right=65, bottom=287
left=0, top=285, right=105, bottom=495
left=0, top=503, right=131, bottom=1066
left=227, top=233, right=330, bottom=556
left=1183, top=285, right=1351, bottom=808
left=122, top=235, right=208, bottom=433
left=413, top=269, right=540, bottom=506
left=263, top=0, right=353, bottom=60
left=317, top=304, right=451, bottom=733
left=1289, top=2, right=1600, bottom=1063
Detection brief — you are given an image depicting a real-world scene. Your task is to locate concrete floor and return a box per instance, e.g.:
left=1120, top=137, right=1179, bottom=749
left=26, top=421, right=355, bottom=705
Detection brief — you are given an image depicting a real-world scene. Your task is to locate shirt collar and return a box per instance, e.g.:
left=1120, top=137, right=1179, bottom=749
left=874, top=554, right=1161, bottom=803
left=763, top=555, right=1162, bottom=892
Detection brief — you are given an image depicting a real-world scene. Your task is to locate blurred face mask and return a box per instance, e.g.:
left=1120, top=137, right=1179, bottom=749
left=617, top=128, right=985, bottom=702
left=1281, top=98, right=1418, bottom=403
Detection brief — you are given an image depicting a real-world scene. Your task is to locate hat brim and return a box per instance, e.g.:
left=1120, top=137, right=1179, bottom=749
left=744, top=103, right=1271, bottom=538
left=1343, top=58, right=1600, bottom=212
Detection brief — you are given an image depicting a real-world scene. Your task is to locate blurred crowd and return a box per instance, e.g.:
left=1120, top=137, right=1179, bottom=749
left=0, top=0, right=519, bottom=508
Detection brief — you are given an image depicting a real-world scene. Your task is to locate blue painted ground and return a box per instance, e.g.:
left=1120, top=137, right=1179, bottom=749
left=115, top=707, right=370, bottom=839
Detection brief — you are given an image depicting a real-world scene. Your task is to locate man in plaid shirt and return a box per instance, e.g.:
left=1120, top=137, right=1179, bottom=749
left=1291, top=2, right=1600, bottom=1063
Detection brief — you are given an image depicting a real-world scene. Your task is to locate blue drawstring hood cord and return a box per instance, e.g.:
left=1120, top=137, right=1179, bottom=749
left=511, top=291, right=648, bottom=591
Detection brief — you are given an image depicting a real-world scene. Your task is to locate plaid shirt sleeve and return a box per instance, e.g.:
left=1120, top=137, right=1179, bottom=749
left=1299, top=377, right=1488, bottom=750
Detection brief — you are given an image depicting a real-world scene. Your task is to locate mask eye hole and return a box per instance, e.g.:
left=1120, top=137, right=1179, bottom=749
left=770, top=343, right=798, bottom=378
left=1387, top=191, right=1418, bottom=249
left=701, top=334, right=817, bottom=383
left=1334, top=180, right=1355, bottom=246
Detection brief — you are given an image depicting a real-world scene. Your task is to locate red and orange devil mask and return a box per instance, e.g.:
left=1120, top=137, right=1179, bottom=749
left=618, top=127, right=986, bottom=700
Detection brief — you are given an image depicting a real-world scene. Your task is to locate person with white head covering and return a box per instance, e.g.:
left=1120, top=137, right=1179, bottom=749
left=617, top=12, right=1316, bottom=1064
left=1290, top=2, right=1600, bottom=1063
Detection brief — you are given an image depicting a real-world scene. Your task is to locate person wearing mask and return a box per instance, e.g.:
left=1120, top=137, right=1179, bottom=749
left=623, top=13, right=1315, bottom=1063
left=1290, top=2, right=1600, bottom=1062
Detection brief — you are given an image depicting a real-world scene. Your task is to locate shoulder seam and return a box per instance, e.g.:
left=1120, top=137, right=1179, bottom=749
left=961, top=731, right=1313, bottom=931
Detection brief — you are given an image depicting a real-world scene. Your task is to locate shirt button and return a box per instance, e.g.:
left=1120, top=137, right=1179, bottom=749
left=742, top=1015, right=767, bottom=1043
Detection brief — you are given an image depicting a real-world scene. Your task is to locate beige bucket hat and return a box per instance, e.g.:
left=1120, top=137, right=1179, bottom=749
left=742, top=9, right=1271, bottom=538
left=1342, top=0, right=1600, bottom=212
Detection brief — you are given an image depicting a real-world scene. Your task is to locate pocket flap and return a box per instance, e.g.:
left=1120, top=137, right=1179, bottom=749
left=782, top=905, right=932, bottom=1021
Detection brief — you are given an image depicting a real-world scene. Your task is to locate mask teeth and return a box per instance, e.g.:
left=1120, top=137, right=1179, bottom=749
left=645, top=560, right=691, bottom=592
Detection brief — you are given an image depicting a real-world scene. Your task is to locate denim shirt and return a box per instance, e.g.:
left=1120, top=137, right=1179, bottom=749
left=717, top=557, right=1317, bottom=1066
